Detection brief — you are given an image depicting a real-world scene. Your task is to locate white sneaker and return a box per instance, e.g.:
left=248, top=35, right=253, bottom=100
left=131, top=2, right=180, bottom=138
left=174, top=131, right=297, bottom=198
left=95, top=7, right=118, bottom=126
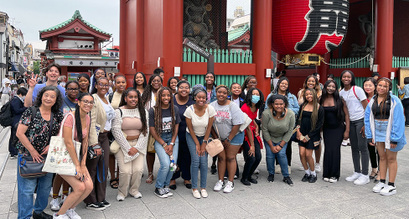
left=50, top=198, right=61, bottom=211
left=346, top=172, right=361, bottom=182
left=373, top=182, right=386, bottom=193
left=192, top=190, right=201, bottom=199
left=213, top=180, right=224, bottom=192
left=354, top=174, right=370, bottom=185
left=323, top=177, right=330, bottom=182
left=380, top=185, right=397, bottom=196
left=200, top=189, right=208, bottom=198
left=53, top=213, right=69, bottom=219
left=275, top=165, right=281, bottom=174
left=329, top=177, right=338, bottom=183
left=133, top=192, right=142, bottom=199
left=116, top=194, right=125, bottom=201
left=66, top=208, right=81, bottom=219
left=164, top=187, right=173, bottom=197
left=254, top=169, right=260, bottom=174
left=223, top=181, right=234, bottom=193
left=315, top=163, right=321, bottom=173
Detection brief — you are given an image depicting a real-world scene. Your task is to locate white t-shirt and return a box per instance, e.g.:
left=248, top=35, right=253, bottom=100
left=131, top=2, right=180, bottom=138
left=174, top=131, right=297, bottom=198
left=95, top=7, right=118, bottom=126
left=97, top=95, right=115, bottom=131
left=184, top=105, right=217, bottom=137
left=340, top=86, right=367, bottom=121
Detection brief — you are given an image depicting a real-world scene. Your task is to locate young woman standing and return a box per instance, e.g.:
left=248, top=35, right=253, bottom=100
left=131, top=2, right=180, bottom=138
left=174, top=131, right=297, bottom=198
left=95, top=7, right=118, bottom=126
left=77, top=73, right=91, bottom=94
left=339, top=70, right=370, bottom=185
left=204, top=72, right=217, bottom=103
left=112, top=88, right=149, bottom=201
left=363, top=77, right=379, bottom=182
left=149, top=87, right=180, bottom=198
left=296, top=88, right=324, bottom=183
left=320, top=80, right=350, bottom=183
left=240, top=88, right=264, bottom=186
left=142, top=74, right=163, bottom=184
left=85, top=77, right=115, bottom=210
left=185, top=86, right=216, bottom=198
left=169, top=81, right=194, bottom=190
left=211, top=85, right=244, bottom=193
left=365, top=78, right=406, bottom=196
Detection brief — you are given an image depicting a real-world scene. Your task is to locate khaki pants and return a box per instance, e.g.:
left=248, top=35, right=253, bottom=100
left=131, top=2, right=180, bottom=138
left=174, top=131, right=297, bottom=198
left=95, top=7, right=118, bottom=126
left=115, top=146, right=145, bottom=197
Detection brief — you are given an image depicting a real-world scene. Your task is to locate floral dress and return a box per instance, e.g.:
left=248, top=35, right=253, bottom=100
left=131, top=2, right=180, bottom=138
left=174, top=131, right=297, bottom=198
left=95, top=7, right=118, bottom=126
left=16, top=107, right=64, bottom=156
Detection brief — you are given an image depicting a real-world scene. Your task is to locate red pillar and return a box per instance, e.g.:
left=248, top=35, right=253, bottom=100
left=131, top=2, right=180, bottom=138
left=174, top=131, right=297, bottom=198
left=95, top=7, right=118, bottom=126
left=253, top=0, right=273, bottom=97
left=316, top=53, right=330, bottom=82
left=375, top=0, right=394, bottom=78
left=162, top=0, right=183, bottom=84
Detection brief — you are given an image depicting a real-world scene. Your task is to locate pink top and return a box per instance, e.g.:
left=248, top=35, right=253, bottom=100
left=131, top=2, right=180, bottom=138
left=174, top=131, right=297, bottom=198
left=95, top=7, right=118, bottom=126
left=63, top=114, right=90, bottom=142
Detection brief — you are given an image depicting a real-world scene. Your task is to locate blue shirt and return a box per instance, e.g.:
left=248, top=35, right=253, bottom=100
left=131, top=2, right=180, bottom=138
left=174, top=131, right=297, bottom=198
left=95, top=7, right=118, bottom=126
left=398, top=84, right=409, bottom=100
left=62, top=96, right=76, bottom=116
left=32, top=83, right=66, bottom=103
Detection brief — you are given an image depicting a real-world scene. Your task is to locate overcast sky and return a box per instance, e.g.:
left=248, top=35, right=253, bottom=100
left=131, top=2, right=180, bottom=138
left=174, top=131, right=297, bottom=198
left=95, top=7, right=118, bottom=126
left=2, top=0, right=250, bottom=50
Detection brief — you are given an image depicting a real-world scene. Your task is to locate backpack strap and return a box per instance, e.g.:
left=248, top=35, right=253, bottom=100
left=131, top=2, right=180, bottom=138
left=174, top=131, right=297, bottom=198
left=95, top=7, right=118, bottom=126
left=352, top=86, right=359, bottom=100
left=108, top=92, right=114, bottom=103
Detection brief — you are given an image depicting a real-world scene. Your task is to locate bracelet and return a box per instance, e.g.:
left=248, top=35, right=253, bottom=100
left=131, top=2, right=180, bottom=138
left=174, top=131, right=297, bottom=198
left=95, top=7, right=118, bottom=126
left=203, top=140, right=208, bottom=144
left=162, top=142, right=167, bottom=147
left=278, top=145, right=283, bottom=148
left=170, top=142, right=175, bottom=146
left=304, top=135, right=310, bottom=141
left=226, top=138, right=231, bottom=143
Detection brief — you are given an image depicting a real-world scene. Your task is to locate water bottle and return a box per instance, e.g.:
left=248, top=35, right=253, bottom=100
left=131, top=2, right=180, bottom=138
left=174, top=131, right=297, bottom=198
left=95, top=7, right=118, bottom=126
left=170, top=155, right=176, bottom=171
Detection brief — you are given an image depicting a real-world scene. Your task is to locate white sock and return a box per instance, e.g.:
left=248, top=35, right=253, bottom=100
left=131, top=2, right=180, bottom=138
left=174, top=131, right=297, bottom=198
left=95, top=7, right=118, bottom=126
left=305, top=169, right=311, bottom=175
left=311, top=170, right=316, bottom=176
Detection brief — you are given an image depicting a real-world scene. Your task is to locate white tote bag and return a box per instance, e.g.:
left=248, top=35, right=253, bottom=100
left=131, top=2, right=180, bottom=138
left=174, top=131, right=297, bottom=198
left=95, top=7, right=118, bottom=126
left=43, top=113, right=81, bottom=176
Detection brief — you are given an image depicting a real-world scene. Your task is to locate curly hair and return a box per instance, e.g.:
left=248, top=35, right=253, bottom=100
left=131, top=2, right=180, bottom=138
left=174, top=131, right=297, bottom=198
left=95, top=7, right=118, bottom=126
left=298, top=88, right=319, bottom=130
left=154, top=87, right=175, bottom=136
left=273, top=77, right=290, bottom=95
left=142, top=74, right=162, bottom=107
left=300, top=75, right=321, bottom=98
left=34, top=86, right=63, bottom=113
left=119, top=88, right=148, bottom=136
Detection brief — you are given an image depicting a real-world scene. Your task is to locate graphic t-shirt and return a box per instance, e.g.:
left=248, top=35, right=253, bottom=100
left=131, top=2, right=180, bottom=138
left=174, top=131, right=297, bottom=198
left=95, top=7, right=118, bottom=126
left=149, top=105, right=181, bottom=133
left=210, top=101, right=244, bottom=140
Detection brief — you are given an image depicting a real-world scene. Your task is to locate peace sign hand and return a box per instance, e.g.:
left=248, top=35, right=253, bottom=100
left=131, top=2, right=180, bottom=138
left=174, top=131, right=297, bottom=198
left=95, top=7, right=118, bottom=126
left=28, top=73, right=38, bottom=88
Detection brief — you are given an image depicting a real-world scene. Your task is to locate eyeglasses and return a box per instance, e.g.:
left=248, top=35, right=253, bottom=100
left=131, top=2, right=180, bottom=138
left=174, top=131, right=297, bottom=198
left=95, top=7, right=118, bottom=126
left=98, top=83, right=109, bottom=88
left=81, top=100, right=94, bottom=105
left=178, top=86, right=190, bottom=90
left=152, top=80, right=161, bottom=83
left=66, top=88, right=79, bottom=91
left=248, top=81, right=258, bottom=85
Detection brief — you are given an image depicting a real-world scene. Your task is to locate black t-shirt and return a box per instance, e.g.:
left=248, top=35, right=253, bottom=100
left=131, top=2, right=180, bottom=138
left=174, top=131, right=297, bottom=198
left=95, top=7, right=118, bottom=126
left=149, top=105, right=181, bottom=133
left=174, top=96, right=194, bottom=141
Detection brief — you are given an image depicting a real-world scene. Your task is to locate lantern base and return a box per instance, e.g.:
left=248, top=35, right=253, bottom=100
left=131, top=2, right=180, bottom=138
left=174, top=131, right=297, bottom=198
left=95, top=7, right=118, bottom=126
left=283, top=54, right=323, bottom=66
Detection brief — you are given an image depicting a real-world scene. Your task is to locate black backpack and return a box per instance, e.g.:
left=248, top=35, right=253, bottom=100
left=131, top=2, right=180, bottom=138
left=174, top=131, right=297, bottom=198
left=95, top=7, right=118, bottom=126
left=0, top=99, right=13, bottom=127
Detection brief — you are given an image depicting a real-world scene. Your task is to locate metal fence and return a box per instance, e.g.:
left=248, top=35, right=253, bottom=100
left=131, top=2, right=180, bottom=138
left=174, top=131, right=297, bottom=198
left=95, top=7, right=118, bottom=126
left=183, top=48, right=252, bottom=64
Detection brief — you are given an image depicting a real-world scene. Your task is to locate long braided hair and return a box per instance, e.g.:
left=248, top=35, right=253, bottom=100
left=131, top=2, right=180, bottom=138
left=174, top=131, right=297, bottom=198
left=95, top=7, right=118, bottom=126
left=154, top=87, right=175, bottom=136
left=119, top=88, right=148, bottom=136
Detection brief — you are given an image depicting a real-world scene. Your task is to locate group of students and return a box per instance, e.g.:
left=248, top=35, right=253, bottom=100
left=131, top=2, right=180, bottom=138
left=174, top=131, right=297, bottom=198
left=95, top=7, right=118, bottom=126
left=13, top=63, right=406, bottom=219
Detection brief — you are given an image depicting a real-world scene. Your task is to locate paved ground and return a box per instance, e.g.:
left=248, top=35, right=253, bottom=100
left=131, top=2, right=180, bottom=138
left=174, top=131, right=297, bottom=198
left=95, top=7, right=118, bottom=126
left=0, top=126, right=409, bottom=218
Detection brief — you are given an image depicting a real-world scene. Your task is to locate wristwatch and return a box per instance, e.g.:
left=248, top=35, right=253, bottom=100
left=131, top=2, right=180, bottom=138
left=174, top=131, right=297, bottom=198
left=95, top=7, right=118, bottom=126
left=170, top=142, right=175, bottom=146
left=226, top=138, right=231, bottom=143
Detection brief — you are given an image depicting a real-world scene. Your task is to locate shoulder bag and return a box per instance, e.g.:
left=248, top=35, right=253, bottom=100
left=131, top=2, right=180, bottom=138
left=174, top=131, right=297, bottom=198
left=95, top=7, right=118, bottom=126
left=205, top=106, right=224, bottom=157
left=42, top=113, right=81, bottom=176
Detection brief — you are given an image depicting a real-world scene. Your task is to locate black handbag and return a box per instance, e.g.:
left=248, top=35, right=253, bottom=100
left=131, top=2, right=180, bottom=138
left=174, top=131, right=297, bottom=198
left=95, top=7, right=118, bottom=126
left=18, top=108, right=53, bottom=178
left=18, top=155, right=47, bottom=178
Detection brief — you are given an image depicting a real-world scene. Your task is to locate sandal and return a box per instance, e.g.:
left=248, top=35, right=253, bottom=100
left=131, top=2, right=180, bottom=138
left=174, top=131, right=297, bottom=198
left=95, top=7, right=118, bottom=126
left=369, top=170, right=378, bottom=180
left=146, top=173, right=154, bottom=184
left=110, top=178, right=119, bottom=189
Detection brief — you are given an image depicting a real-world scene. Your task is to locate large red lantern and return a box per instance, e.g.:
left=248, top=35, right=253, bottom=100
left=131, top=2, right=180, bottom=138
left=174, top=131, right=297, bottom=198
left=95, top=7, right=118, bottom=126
left=271, top=0, right=349, bottom=55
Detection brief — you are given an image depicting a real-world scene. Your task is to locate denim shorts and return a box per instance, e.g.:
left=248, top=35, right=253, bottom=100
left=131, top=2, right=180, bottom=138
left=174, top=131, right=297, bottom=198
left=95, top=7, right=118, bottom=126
left=228, top=131, right=245, bottom=146
left=374, top=120, right=388, bottom=143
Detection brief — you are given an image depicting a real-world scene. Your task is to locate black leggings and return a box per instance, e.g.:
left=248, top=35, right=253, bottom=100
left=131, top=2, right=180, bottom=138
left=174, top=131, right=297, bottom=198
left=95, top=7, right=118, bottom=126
left=368, top=143, right=379, bottom=169
left=402, top=98, right=409, bottom=125
left=242, top=137, right=262, bottom=180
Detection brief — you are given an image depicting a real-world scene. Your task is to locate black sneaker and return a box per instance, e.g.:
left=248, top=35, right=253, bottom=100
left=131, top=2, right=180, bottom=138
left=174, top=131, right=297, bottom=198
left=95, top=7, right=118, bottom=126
left=302, top=174, right=310, bottom=182
left=240, top=178, right=251, bottom=186
left=211, top=165, right=217, bottom=174
left=154, top=188, right=168, bottom=198
left=309, top=175, right=317, bottom=183
left=267, top=174, right=274, bottom=182
left=283, top=176, right=294, bottom=186
left=86, top=202, right=106, bottom=211
left=101, top=200, right=110, bottom=207
left=248, top=177, right=258, bottom=184
left=33, top=211, right=52, bottom=219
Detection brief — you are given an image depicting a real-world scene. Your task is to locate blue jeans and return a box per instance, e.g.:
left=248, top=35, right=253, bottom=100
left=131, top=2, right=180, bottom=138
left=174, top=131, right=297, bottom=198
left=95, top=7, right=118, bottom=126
left=265, top=141, right=289, bottom=177
left=17, top=156, right=54, bottom=219
left=154, top=132, right=179, bottom=188
left=186, top=132, right=208, bottom=189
